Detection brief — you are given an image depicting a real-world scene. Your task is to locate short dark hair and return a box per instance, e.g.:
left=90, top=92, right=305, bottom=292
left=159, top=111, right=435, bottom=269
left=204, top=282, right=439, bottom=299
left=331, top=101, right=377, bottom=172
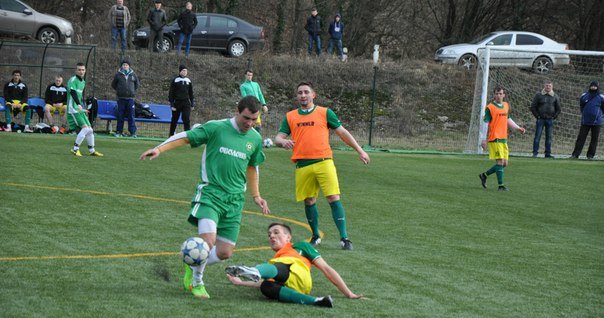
left=76, top=62, right=85, bottom=68
left=493, top=86, right=505, bottom=94
left=296, top=81, right=314, bottom=91
left=237, top=95, right=260, bottom=113
left=12, top=70, right=21, bottom=76
left=268, top=222, right=292, bottom=235
left=245, top=69, right=253, bottom=75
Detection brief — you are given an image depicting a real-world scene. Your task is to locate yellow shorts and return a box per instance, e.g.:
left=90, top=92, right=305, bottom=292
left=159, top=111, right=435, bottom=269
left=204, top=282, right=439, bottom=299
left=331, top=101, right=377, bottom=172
left=488, top=142, right=509, bottom=160
left=7, top=100, right=28, bottom=111
left=46, top=104, right=66, bottom=115
left=295, top=159, right=340, bottom=202
left=269, top=257, right=312, bottom=295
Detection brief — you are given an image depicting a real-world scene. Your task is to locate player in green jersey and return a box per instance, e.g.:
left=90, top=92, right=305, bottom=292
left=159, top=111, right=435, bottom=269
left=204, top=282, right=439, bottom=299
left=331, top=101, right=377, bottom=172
left=140, top=96, right=270, bottom=299
left=67, top=63, right=103, bottom=157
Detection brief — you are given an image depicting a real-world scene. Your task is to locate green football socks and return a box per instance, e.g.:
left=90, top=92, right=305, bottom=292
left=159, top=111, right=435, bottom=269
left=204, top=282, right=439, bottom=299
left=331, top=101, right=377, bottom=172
left=495, top=164, right=505, bottom=186
left=256, top=263, right=278, bottom=279
left=485, top=164, right=498, bottom=176
left=330, top=200, right=348, bottom=239
left=278, top=285, right=317, bottom=305
left=305, top=204, right=320, bottom=237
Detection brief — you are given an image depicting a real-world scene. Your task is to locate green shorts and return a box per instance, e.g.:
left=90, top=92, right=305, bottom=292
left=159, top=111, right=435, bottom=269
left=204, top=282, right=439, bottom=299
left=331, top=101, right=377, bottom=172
left=187, top=184, right=245, bottom=244
left=67, top=112, right=91, bottom=130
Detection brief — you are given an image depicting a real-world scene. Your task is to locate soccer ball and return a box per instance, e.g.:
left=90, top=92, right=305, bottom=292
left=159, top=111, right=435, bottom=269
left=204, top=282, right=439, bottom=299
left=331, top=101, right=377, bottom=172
left=263, top=138, right=274, bottom=148
left=180, top=237, right=210, bottom=266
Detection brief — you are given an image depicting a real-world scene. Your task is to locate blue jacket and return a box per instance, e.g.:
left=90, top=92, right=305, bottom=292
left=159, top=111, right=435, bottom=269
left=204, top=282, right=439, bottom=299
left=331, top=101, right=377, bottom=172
left=579, top=89, right=604, bottom=126
left=329, top=20, right=344, bottom=40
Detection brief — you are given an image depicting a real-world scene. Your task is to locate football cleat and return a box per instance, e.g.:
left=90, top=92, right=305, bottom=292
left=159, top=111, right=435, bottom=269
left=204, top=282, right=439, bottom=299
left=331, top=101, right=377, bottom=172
left=71, top=149, right=82, bottom=157
left=479, top=173, right=487, bottom=189
left=225, top=265, right=261, bottom=282
left=498, top=186, right=509, bottom=192
left=340, top=238, right=353, bottom=251
left=191, top=284, right=210, bottom=298
left=309, top=235, right=321, bottom=246
left=315, top=295, right=334, bottom=308
left=183, top=263, right=193, bottom=291
left=89, top=151, right=104, bottom=157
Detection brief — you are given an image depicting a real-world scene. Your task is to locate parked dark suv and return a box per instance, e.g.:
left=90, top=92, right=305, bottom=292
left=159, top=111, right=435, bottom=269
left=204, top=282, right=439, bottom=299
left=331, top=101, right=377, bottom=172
left=132, top=13, right=264, bottom=57
left=0, top=0, right=73, bottom=44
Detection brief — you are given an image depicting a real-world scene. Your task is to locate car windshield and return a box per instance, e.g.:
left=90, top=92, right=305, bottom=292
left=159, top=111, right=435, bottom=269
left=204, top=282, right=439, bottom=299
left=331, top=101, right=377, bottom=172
left=469, top=33, right=497, bottom=44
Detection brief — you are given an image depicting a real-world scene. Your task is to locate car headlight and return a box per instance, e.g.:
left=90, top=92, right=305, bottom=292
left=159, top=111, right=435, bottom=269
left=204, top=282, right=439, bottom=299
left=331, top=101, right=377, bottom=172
left=441, top=49, right=456, bottom=55
left=136, top=31, right=147, bottom=37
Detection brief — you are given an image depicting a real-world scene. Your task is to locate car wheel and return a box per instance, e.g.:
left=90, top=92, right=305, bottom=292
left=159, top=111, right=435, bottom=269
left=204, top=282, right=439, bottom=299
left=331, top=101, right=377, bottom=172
left=155, top=38, right=173, bottom=53
left=458, top=54, right=477, bottom=70
left=38, top=27, right=59, bottom=44
left=228, top=40, right=246, bottom=57
left=533, top=56, right=553, bottom=74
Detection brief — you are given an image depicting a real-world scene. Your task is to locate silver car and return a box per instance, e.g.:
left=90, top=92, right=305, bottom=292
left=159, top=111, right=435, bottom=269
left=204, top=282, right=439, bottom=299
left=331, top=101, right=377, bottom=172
left=434, top=31, right=570, bottom=74
left=0, top=0, right=73, bottom=44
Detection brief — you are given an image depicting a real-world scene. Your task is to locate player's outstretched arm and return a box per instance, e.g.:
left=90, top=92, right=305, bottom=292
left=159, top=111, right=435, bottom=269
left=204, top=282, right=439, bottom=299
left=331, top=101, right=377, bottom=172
left=227, top=274, right=263, bottom=288
left=314, top=257, right=364, bottom=299
left=334, top=126, right=370, bottom=164
left=507, top=118, right=526, bottom=134
left=275, top=132, right=294, bottom=149
left=140, top=131, right=190, bottom=160
left=246, top=166, right=270, bottom=214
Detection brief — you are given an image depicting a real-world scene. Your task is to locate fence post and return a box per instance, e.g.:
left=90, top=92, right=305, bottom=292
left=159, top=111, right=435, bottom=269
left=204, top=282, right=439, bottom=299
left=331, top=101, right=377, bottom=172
left=368, top=45, right=380, bottom=147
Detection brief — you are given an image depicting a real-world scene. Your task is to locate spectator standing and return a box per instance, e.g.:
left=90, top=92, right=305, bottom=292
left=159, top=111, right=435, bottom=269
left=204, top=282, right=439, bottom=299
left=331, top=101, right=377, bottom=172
left=67, top=63, right=103, bottom=157
left=3, top=70, right=32, bottom=132
left=108, top=0, right=131, bottom=54
left=327, top=13, right=344, bottom=60
left=571, top=80, right=604, bottom=159
left=168, top=64, right=195, bottom=136
left=530, top=80, right=561, bottom=158
left=239, top=70, right=268, bottom=133
left=147, top=0, right=167, bottom=52
left=478, top=87, right=526, bottom=191
left=304, top=7, right=322, bottom=57
left=111, top=59, right=139, bottom=137
left=275, top=82, right=370, bottom=251
left=43, top=74, right=68, bottom=127
left=177, top=2, right=198, bottom=58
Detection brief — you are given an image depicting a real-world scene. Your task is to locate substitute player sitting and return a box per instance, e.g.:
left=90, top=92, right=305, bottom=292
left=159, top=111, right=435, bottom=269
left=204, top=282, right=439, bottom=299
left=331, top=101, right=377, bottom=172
left=3, top=69, right=32, bottom=132
left=226, top=222, right=364, bottom=308
left=43, top=74, right=68, bottom=128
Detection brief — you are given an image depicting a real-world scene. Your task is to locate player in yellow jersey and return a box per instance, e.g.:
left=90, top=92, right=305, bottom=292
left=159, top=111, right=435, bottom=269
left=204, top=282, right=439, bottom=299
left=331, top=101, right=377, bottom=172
left=275, top=82, right=369, bottom=250
left=479, top=86, right=525, bottom=191
left=226, top=223, right=364, bottom=308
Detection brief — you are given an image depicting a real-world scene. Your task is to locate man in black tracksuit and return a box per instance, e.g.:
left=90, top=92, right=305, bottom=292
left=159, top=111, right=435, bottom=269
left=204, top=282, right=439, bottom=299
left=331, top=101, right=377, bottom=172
left=168, top=64, right=195, bottom=136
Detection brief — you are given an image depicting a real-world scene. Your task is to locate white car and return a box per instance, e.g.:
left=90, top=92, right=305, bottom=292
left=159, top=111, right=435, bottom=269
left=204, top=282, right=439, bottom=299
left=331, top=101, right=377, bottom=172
left=0, top=0, right=73, bottom=44
left=434, top=31, right=570, bottom=74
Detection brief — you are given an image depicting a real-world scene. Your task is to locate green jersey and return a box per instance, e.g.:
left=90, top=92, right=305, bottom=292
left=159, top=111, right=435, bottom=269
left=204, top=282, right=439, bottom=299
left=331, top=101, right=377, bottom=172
left=186, top=118, right=265, bottom=194
left=66, top=75, right=85, bottom=114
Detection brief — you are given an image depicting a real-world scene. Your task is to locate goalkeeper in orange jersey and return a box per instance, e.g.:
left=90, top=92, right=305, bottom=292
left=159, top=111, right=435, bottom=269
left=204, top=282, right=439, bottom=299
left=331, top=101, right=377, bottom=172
left=225, top=222, right=364, bottom=308
left=479, top=86, right=526, bottom=191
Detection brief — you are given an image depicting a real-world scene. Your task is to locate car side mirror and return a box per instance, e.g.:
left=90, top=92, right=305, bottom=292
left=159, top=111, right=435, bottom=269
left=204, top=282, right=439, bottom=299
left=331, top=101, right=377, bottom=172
left=23, top=9, right=33, bottom=15
left=486, top=41, right=494, bottom=46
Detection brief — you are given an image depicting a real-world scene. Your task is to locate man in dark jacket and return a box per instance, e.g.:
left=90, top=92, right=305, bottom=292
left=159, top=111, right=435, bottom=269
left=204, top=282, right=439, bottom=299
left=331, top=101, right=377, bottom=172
left=111, top=59, right=140, bottom=137
left=530, top=80, right=561, bottom=158
left=571, top=80, right=604, bottom=159
left=168, top=64, right=195, bottom=136
left=304, top=7, right=322, bottom=57
left=43, top=74, right=68, bottom=126
left=3, top=69, right=31, bottom=132
left=177, top=2, right=198, bottom=57
left=147, top=0, right=167, bottom=52
left=327, top=13, right=344, bottom=60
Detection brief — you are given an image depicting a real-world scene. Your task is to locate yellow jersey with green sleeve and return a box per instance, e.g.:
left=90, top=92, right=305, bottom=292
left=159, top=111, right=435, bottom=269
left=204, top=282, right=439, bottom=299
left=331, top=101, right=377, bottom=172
left=279, top=105, right=341, bottom=167
left=484, top=101, right=509, bottom=143
left=66, top=75, right=85, bottom=114
left=186, top=118, right=264, bottom=194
